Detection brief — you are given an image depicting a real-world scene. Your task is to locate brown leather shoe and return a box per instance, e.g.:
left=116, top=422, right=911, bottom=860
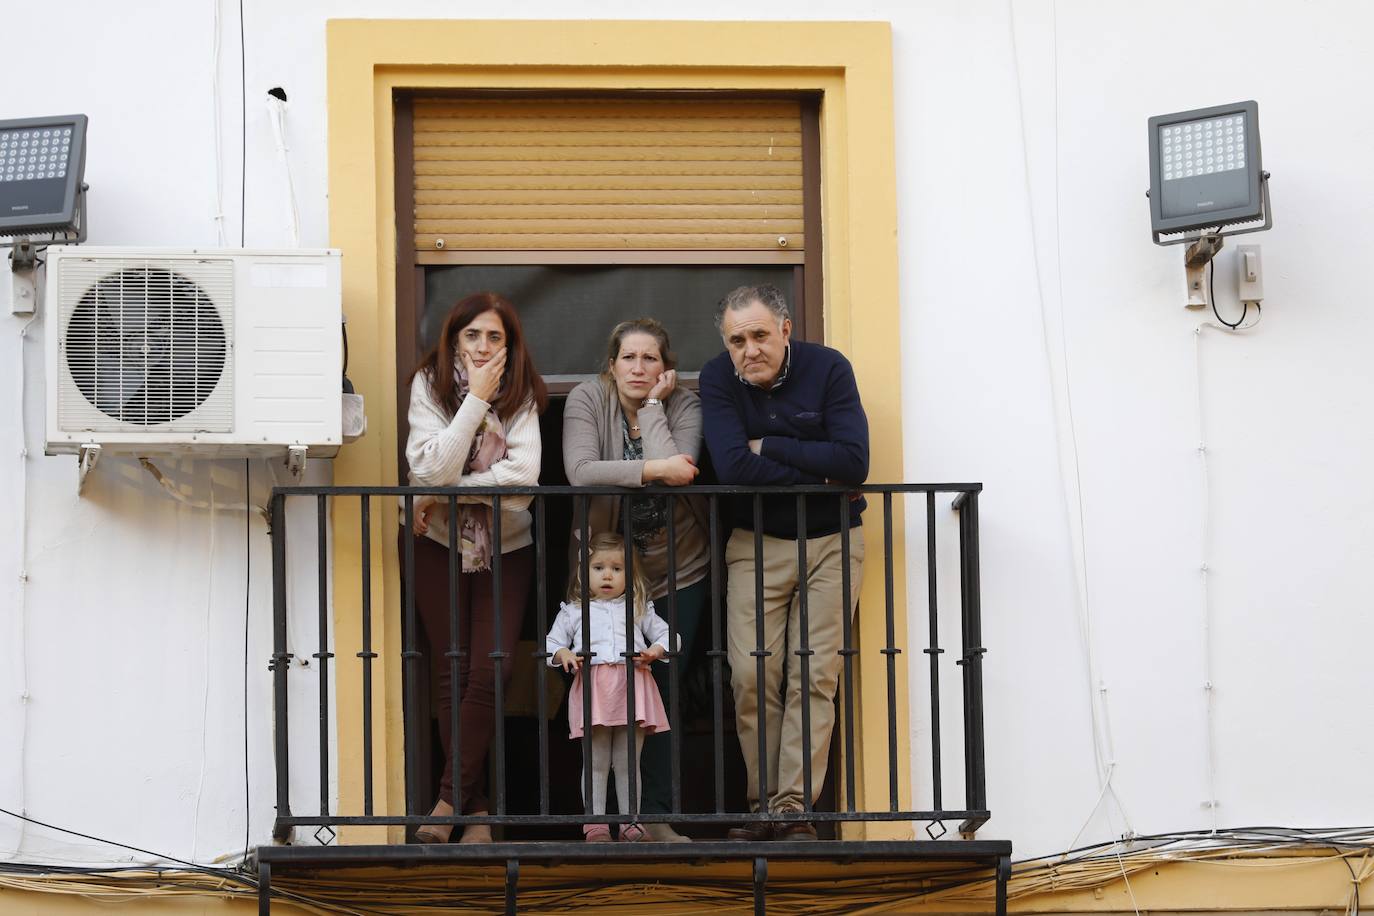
left=775, top=820, right=818, bottom=841
left=726, top=821, right=774, bottom=841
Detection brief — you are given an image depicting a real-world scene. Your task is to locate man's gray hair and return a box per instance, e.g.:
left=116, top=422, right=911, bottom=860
left=714, top=284, right=791, bottom=330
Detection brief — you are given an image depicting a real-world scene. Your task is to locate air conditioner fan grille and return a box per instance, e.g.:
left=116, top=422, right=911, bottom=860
left=65, top=267, right=228, bottom=426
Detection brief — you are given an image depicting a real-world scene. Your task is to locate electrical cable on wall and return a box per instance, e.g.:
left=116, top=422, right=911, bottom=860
left=1193, top=324, right=1221, bottom=833
left=210, top=0, right=262, bottom=865
left=1191, top=306, right=1262, bottom=834
left=238, top=0, right=255, bottom=864
left=188, top=476, right=217, bottom=863
left=1113, top=843, right=1142, bottom=916
left=211, top=1, right=227, bottom=246
left=242, top=459, right=251, bottom=863
left=1208, top=255, right=1249, bottom=330
left=1342, top=854, right=1364, bottom=916
left=1007, top=0, right=1133, bottom=847
left=6, top=311, right=41, bottom=859
left=238, top=0, right=246, bottom=250
left=266, top=88, right=301, bottom=246
left=0, top=807, right=347, bottom=914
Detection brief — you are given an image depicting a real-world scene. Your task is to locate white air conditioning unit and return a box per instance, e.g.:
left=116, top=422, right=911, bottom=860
left=45, top=247, right=343, bottom=467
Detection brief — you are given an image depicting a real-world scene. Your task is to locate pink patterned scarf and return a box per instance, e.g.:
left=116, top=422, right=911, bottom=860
left=454, top=363, right=507, bottom=572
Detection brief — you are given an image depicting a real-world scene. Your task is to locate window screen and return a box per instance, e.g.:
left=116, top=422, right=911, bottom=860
left=422, top=264, right=795, bottom=382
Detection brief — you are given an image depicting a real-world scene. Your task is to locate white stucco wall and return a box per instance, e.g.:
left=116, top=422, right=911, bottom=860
left=2, top=0, right=1371, bottom=867
left=901, top=0, right=1374, bottom=857
left=0, top=0, right=338, bottom=866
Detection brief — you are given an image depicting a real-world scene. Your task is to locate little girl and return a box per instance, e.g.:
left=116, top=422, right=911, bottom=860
left=546, top=532, right=672, bottom=842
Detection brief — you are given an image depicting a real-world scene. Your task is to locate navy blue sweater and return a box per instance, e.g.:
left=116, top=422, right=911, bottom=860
left=700, top=339, right=869, bottom=539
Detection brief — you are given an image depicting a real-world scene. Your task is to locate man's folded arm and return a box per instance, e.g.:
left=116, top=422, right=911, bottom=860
left=700, top=363, right=823, bottom=485
left=757, top=361, right=869, bottom=484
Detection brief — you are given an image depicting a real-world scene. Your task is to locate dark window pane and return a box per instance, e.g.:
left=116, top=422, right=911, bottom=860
left=422, top=265, right=795, bottom=382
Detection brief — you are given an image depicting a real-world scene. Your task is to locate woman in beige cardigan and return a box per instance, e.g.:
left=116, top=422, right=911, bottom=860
left=404, top=292, right=548, bottom=844
left=562, top=318, right=711, bottom=843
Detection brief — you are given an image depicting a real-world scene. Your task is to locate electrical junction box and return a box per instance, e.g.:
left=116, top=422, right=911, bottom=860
left=1236, top=244, right=1263, bottom=304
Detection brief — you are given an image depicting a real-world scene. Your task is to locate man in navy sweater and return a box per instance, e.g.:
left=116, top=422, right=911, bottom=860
left=700, top=284, right=869, bottom=841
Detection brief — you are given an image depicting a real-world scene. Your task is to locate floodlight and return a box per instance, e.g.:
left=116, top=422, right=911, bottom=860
left=1147, top=100, right=1268, bottom=243
left=1146, top=101, right=1271, bottom=311
left=0, top=114, right=88, bottom=244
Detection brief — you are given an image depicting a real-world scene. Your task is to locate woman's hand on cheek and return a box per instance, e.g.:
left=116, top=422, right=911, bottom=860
left=646, top=369, right=677, bottom=401
left=464, top=348, right=507, bottom=403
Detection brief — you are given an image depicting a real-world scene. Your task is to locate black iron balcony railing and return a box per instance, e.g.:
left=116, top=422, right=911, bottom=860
left=267, top=483, right=988, bottom=841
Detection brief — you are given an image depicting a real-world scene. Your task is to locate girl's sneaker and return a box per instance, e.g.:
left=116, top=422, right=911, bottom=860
left=618, top=823, right=649, bottom=843
left=583, top=824, right=612, bottom=842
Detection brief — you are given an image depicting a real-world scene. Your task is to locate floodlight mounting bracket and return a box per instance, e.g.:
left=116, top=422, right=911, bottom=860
left=10, top=238, right=38, bottom=270
left=1184, top=233, right=1224, bottom=310
left=9, top=239, right=39, bottom=315
left=1150, top=171, right=1271, bottom=247
left=1185, top=233, right=1224, bottom=269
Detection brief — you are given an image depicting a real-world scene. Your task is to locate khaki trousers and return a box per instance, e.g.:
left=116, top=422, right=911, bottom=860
left=726, top=526, right=865, bottom=813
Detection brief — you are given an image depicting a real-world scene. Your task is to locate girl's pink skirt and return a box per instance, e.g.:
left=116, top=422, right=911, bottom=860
left=568, top=664, right=670, bottom=739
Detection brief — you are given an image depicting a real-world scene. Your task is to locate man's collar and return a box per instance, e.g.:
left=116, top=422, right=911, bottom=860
left=736, top=343, right=791, bottom=391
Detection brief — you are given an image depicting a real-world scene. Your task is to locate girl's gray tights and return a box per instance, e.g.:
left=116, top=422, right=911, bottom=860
left=583, top=725, right=643, bottom=815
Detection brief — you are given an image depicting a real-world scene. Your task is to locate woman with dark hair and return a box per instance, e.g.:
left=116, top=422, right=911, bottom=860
left=562, top=318, right=709, bottom=842
left=403, top=292, right=548, bottom=844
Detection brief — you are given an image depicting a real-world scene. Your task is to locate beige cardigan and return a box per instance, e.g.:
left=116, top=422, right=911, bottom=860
left=402, top=371, right=541, bottom=554
left=562, top=379, right=710, bottom=597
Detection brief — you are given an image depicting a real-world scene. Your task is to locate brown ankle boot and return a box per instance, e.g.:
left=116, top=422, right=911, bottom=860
left=415, top=799, right=454, bottom=844
left=459, top=811, right=492, bottom=844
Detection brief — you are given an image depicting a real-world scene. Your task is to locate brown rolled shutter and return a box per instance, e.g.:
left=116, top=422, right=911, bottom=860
left=412, top=98, right=803, bottom=254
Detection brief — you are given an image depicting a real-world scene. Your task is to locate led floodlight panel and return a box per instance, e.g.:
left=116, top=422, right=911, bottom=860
left=1148, top=101, right=1262, bottom=237
left=0, top=114, right=88, bottom=238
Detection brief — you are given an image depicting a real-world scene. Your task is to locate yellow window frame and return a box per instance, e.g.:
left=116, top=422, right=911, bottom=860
left=326, top=18, right=906, bottom=844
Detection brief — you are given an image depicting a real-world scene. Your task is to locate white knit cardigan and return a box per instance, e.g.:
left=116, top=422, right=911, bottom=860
left=403, top=371, right=542, bottom=554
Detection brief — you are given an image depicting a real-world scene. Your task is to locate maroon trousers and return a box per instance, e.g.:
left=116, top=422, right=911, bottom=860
left=406, top=532, right=533, bottom=814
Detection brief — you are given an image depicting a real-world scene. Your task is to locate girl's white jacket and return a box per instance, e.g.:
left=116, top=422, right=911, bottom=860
left=545, top=597, right=672, bottom=666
